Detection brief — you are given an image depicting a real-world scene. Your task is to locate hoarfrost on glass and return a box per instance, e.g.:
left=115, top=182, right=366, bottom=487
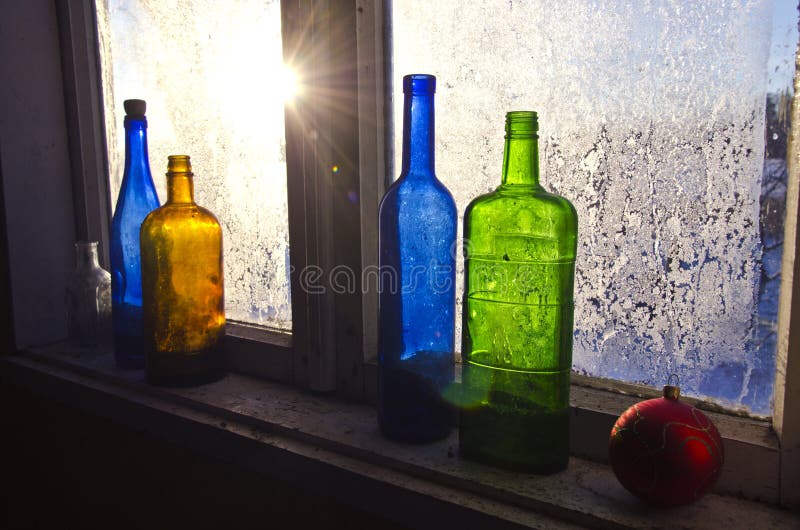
left=96, top=0, right=291, bottom=330
left=393, top=0, right=797, bottom=416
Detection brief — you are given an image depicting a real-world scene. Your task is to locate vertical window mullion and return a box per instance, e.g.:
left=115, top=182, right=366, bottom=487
left=283, top=0, right=318, bottom=390
left=56, top=0, right=112, bottom=268
left=330, top=0, right=366, bottom=399
left=774, top=42, right=800, bottom=509
left=356, top=0, right=388, bottom=368
left=283, top=0, right=366, bottom=395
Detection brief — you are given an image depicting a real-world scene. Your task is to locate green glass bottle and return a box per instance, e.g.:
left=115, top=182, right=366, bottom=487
left=459, top=111, right=578, bottom=473
left=141, top=155, right=225, bottom=385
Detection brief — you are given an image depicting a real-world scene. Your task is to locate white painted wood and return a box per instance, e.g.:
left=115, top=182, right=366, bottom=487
left=2, top=352, right=581, bottom=530
left=773, top=39, right=800, bottom=509
left=356, top=0, right=387, bottom=366
left=55, top=0, right=112, bottom=268
left=282, top=0, right=338, bottom=392
left=224, top=322, right=293, bottom=383
left=283, top=0, right=368, bottom=397
left=11, top=347, right=800, bottom=530
left=330, top=0, right=367, bottom=400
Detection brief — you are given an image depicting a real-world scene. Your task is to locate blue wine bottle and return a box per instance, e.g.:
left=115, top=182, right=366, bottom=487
left=378, top=74, right=457, bottom=442
left=111, top=99, right=160, bottom=367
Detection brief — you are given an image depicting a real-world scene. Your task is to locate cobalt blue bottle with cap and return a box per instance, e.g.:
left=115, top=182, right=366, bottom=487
left=378, top=74, right=457, bottom=442
left=111, top=99, right=160, bottom=367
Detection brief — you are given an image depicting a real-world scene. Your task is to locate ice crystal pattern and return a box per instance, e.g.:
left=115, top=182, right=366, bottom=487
left=393, top=0, right=795, bottom=415
left=97, top=0, right=291, bottom=329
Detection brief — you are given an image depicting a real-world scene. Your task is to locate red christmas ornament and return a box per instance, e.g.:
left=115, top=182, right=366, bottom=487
left=608, top=384, right=724, bottom=507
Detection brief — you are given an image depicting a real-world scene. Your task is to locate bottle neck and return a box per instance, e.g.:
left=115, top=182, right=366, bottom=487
left=165, top=156, right=195, bottom=204
left=123, top=117, right=151, bottom=179
left=75, top=242, right=100, bottom=270
left=167, top=175, right=194, bottom=204
left=501, top=137, right=540, bottom=186
left=501, top=112, right=540, bottom=187
left=400, top=91, right=435, bottom=178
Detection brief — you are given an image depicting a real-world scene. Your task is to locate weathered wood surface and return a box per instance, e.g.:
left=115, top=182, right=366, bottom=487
left=14, top=346, right=799, bottom=530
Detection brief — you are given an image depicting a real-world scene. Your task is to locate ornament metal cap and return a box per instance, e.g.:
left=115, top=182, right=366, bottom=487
left=663, top=385, right=680, bottom=400
left=663, top=374, right=681, bottom=400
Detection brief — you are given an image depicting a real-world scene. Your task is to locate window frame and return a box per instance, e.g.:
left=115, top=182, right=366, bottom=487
left=773, top=48, right=800, bottom=505
left=280, top=0, right=370, bottom=396
left=2, top=0, right=798, bottom=509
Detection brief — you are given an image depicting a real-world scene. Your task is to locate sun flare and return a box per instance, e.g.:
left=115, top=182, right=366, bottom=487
left=279, top=64, right=300, bottom=103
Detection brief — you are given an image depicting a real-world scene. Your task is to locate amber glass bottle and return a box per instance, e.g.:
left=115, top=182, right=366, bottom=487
left=141, top=155, right=225, bottom=385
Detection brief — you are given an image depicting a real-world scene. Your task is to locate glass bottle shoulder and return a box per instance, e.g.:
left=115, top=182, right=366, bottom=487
left=69, top=264, right=111, bottom=287
left=141, top=203, right=221, bottom=239
left=464, top=185, right=578, bottom=260
left=466, top=185, right=576, bottom=227
left=380, top=173, right=456, bottom=214
left=112, top=169, right=160, bottom=223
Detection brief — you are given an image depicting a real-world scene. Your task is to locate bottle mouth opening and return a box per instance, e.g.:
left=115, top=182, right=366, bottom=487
left=403, top=74, right=436, bottom=94
left=167, top=155, right=193, bottom=176
left=505, top=111, right=539, bottom=138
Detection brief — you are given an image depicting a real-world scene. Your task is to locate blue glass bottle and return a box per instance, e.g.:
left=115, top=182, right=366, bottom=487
left=111, top=99, right=160, bottom=367
left=378, top=74, right=457, bottom=442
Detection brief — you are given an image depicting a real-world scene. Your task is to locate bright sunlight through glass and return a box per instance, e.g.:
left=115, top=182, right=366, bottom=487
left=279, top=64, right=300, bottom=103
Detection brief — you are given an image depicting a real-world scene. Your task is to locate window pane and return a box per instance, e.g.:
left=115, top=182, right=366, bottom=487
left=96, top=0, right=291, bottom=330
left=393, top=0, right=797, bottom=416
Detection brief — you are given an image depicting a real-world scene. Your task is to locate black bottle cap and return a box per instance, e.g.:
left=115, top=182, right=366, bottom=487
left=123, top=99, right=146, bottom=117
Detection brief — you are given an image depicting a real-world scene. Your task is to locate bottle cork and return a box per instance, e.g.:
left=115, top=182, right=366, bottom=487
left=123, top=99, right=147, bottom=117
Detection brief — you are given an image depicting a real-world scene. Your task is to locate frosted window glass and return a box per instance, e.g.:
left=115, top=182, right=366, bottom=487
left=96, top=0, right=291, bottom=330
left=393, top=0, right=797, bottom=416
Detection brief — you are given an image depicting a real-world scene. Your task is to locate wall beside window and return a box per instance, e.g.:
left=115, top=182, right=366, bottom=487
left=0, top=0, right=77, bottom=349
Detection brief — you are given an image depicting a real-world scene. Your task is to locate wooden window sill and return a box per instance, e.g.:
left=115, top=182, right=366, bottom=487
left=1, top=346, right=796, bottom=530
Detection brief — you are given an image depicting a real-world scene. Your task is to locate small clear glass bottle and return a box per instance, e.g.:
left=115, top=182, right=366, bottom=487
left=66, top=241, right=112, bottom=348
